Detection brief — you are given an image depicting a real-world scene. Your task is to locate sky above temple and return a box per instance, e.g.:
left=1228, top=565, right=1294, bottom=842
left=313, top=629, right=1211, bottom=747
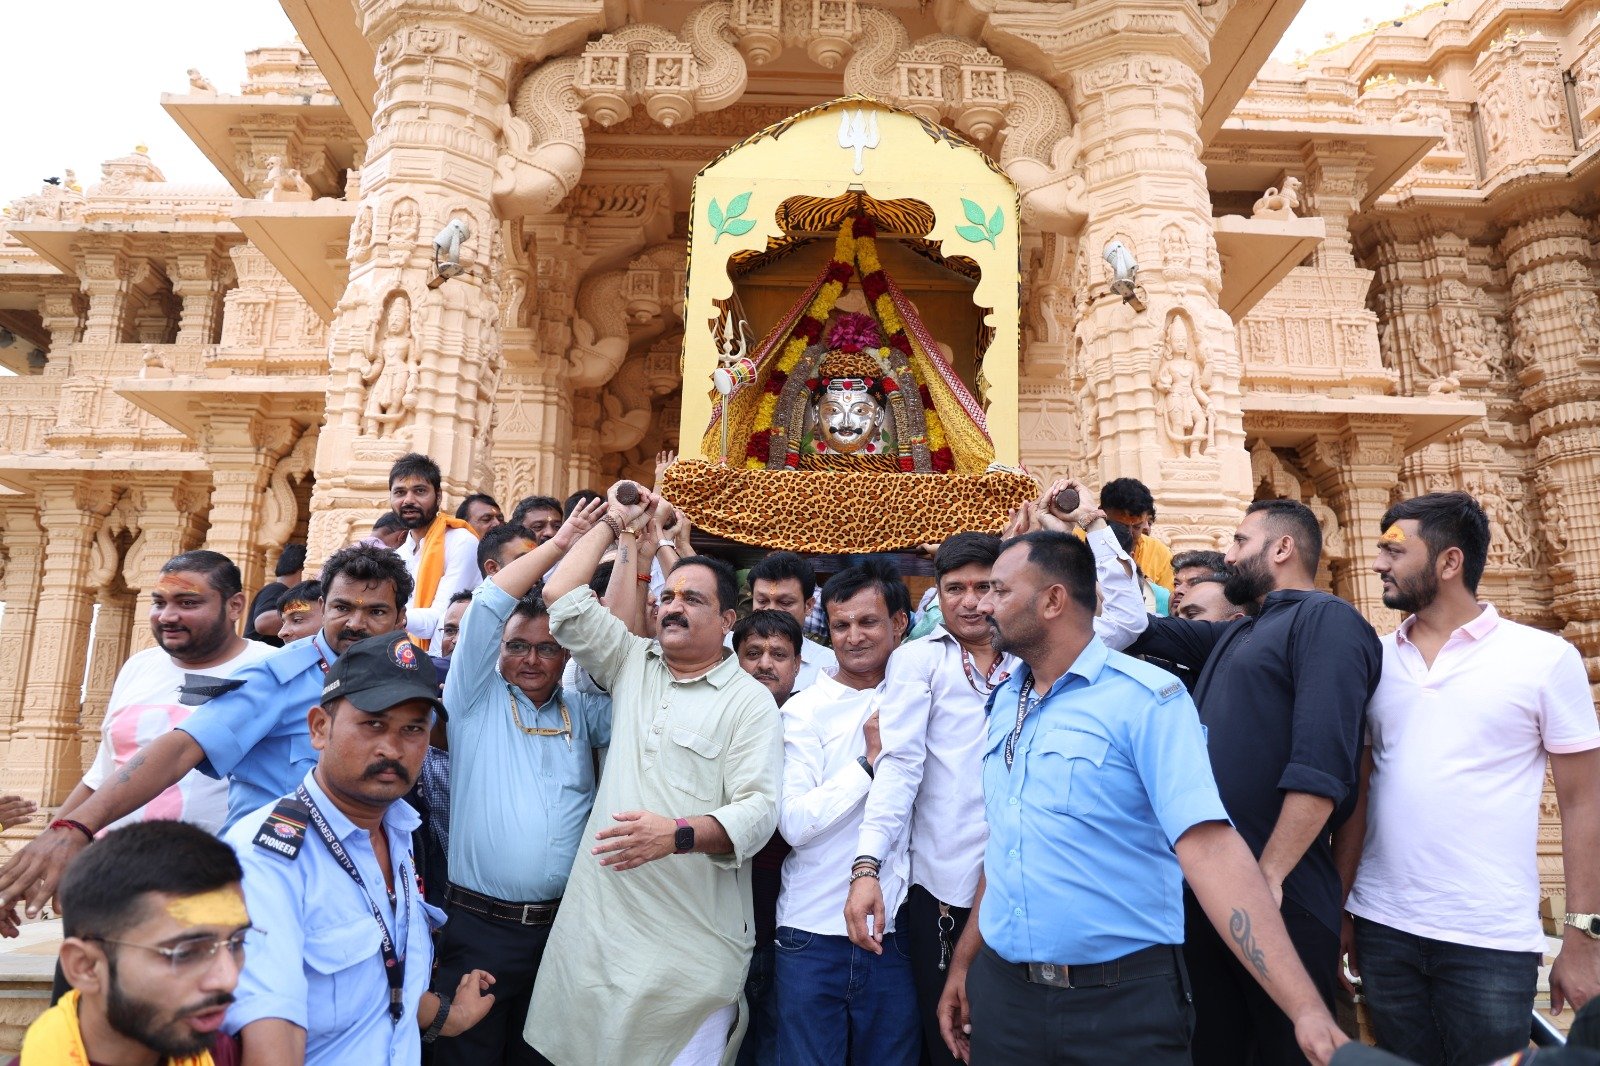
left=0, top=0, right=1417, bottom=201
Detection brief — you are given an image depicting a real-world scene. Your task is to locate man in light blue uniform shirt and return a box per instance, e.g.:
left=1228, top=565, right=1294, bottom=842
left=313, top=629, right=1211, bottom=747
left=935, top=529, right=1350, bottom=1066
left=430, top=499, right=611, bottom=1066
left=224, top=631, right=495, bottom=1065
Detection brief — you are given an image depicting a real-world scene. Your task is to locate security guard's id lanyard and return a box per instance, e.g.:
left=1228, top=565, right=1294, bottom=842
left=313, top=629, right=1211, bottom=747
left=296, top=784, right=408, bottom=1024
left=1003, top=673, right=1038, bottom=770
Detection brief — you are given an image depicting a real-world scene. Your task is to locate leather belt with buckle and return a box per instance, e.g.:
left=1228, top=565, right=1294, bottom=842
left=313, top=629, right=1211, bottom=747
left=1022, top=943, right=1178, bottom=989
left=445, top=883, right=561, bottom=926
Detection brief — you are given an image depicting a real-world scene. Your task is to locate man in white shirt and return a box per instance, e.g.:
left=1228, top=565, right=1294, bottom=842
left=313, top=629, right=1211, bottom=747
left=1344, top=491, right=1600, bottom=1064
left=732, top=610, right=805, bottom=1066
left=389, top=452, right=480, bottom=650
left=747, top=551, right=837, bottom=689
left=68, top=550, right=277, bottom=836
left=775, top=560, right=918, bottom=1066
left=845, top=484, right=1141, bottom=1064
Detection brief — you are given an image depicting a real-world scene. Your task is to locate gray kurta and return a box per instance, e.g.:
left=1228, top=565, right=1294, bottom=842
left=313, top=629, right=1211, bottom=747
left=526, top=588, right=782, bottom=1065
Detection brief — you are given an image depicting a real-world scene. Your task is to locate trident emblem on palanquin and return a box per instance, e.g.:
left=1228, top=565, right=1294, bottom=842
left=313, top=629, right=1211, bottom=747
left=712, top=306, right=752, bottom=466
left=838, top=108, right=879, bottom=175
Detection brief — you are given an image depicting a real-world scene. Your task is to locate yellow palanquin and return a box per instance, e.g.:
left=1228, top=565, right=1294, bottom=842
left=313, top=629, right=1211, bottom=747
left=665, top=96, right=1035, bottom=552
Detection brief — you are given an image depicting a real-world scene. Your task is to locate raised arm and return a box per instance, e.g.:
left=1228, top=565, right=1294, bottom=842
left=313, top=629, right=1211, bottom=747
left=491, top=497, right=607, bottom=600
left=542, top=482, right=656, bottom=604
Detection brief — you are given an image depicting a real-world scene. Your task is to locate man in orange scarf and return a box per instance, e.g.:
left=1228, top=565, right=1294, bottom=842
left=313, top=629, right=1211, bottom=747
left=10, top=821, right=247, bottom=1066
left=388, top=452, right=481, bottom=651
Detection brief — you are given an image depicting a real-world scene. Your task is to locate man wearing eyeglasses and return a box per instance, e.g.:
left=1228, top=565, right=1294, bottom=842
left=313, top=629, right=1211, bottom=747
left=9, top=820, right=250, bottom=1065
left=222, top=632, right=495, bottom=1065
left=428, top=497, right=613, bottom=1066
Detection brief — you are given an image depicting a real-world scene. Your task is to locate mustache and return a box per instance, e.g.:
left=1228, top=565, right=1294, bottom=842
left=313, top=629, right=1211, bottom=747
left=753, top=670, right=779, bottom=683
left=336, top=628, right=368, bottom=643
left=362, top=759, right=411, bottom=785
left=659, top=614, right=689, bottom=629
left=184, top=993, right=236, bottom=1017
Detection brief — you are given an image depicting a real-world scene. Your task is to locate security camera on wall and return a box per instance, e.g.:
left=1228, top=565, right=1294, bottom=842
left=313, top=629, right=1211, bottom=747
left=429, top=218, right=472, bottom=288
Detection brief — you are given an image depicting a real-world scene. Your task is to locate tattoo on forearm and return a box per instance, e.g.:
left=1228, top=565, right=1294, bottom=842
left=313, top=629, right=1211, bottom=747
left=115, top=751, right=147, bottom=786
left=618, top=546, right=630, bottom=564
left=1230, top=909, right=1270, bottom=981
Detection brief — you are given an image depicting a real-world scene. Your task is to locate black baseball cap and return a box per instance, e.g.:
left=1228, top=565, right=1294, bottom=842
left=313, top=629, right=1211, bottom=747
left=320, top=632, right=447, bottom=720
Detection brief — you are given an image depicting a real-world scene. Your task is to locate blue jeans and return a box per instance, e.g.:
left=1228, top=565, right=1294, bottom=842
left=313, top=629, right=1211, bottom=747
left=737, top=941, right=778, bottom=1066
left=773, top=926, right=921, bottom=1066
left=1354, top=916, right=1540, bottom=1066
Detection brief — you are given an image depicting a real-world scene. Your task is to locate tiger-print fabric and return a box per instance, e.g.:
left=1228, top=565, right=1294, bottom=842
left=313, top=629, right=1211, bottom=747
left=661, top=461, right=1038, bottom=553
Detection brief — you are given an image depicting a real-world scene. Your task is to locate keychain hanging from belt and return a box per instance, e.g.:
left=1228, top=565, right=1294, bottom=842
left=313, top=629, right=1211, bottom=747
left=936, top=901, right=956, bottom=972
left=297, top=785, right=408, bottom=1024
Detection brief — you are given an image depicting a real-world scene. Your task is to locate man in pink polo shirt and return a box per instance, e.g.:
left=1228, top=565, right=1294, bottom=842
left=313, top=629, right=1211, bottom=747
left=1342, top=491, right=1600, bottom=1065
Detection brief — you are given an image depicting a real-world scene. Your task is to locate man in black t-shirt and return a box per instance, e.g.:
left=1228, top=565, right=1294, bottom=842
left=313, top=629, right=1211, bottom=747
left=1103, top=498, right=1381, bottom=1066
left=243, top=543, right=305, bottom=646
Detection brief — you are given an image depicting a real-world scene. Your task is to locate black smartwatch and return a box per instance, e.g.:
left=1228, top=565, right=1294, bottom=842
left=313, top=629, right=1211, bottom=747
left=857, top=755, right=875, bottom=779
left=674, top=817, right=695, bottom=854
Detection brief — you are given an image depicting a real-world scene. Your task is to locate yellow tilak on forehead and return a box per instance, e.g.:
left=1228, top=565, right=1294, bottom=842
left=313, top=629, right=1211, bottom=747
left=1379, top=526, right=1406, bottom=545
left=165, top=886, right=248, bottom=928
left=670, top=575, right=688, bottom=599
left=282, top=599, right=315, bottom=615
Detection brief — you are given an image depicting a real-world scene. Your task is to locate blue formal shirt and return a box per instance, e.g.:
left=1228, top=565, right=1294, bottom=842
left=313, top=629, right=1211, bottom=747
left=444, top=580, right=612, bottom=902
left=181, top=631, right=331, bottom=830
left=223, top=771, right=443, bottom=1066
left=980, top=636, right=1229, bottom=965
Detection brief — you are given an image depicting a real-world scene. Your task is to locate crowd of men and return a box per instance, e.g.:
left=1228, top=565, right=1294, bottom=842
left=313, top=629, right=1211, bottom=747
left=0, top=449, right=1597, bottom=1066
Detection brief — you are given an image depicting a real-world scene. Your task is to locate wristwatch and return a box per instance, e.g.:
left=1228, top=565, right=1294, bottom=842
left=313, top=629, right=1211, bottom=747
left=1564, top=913, right=1600, bottom=939
left=674, top=817, right=695, bottom=854
left=422, top=992, right=452, bottom=1044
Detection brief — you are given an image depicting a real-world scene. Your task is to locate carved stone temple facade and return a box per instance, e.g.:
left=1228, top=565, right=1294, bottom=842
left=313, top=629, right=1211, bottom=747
left=1, top=1, right=1597, bottom=898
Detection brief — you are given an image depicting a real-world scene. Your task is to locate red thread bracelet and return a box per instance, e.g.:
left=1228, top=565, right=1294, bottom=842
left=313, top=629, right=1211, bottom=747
left=50, top=819, right=95, bottom=843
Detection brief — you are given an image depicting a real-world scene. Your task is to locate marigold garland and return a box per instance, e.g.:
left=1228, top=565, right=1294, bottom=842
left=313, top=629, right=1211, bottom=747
left=855, top=220, right=953, bottom=472
left=744, top=220, right=858, bottom=467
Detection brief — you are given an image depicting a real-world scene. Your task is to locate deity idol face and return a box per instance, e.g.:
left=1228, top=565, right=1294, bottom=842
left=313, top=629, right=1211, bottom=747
left=817, top=378, right=883, bottom=454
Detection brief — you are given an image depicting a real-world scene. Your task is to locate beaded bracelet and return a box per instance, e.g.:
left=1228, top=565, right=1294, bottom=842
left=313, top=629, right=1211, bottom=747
left=849, top=868, right=880, bottom=883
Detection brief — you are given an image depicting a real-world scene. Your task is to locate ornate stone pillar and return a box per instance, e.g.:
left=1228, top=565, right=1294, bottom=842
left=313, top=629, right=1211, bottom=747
left=171, top=240, right=232, bottom=347
left=1301, top=418, right=1408, bottom=619
left=201, top=413, right=304, bottom=607
left=1504, top=208, right=1600, bottom=684
left=121, top=480, right=210, bottom=656
left=305, top=10, right=521, bottom=564
left=6, top=480, right=115, bottom=808
left=37, top=283, right=85, bottom=367
left=1056, top=14, right=1251, bottom=548
left=78, top=590, right=135, bottom=774
left=0, top=506, right=46, bottom=774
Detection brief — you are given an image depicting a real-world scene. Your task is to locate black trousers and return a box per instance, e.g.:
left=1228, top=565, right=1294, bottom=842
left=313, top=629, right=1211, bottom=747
left=900, top=884, right=968, bottom=1066
left=429, top=901, right=555, bottom=1066
left=965, top=943, right=1194, bottom=1065
left=1183, top=889, right=1339, bottom=1066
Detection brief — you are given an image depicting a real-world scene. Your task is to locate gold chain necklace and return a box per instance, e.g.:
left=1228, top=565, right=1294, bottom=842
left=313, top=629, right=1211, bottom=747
left=506, top=683, right=572, bottom=748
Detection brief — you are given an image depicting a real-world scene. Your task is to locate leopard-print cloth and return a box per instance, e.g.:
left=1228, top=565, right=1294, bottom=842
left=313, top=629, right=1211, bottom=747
left=661, top=461, right=1038, bottom=553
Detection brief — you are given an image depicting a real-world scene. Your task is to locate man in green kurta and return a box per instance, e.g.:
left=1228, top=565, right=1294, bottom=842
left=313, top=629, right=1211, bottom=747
left=525, top=483, right=782, bottom=1065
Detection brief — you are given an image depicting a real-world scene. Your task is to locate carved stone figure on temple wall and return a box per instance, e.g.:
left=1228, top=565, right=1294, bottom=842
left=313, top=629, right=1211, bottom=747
left=260, top=156, right=314, bottom=202
left=1536, top=467, right=1569, bottom=553
left=1155, top=313, right=1213, bottom=458
left=1251, top=175, right=1301, bottom=220
left=1447, top=309, right=1492, bottom=377
left=1482, top=88, right=1510, bottom=150
left=360, top=292, right=416, bottom=438
left=389, top=197, right=421, bottom=247
left=1478, top=476, right=1532, bottom=568
left=1572, top=294, right=1600, bottom=358
left=1529, top=70, right=1563, bottom=131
